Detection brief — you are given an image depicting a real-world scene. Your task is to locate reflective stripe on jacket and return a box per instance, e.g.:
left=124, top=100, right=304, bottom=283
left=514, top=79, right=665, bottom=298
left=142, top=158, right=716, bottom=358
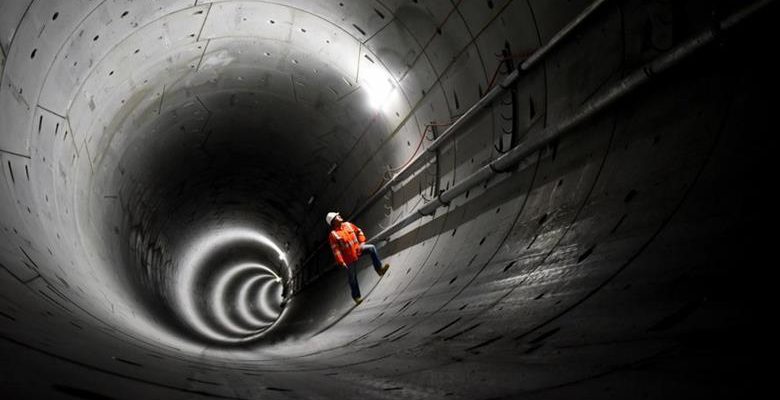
left=328, top=222, right=366, bottom=266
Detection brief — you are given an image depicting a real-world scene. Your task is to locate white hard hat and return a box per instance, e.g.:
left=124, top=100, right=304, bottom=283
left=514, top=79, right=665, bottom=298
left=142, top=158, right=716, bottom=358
left=325, top=212, right=340, bottom=226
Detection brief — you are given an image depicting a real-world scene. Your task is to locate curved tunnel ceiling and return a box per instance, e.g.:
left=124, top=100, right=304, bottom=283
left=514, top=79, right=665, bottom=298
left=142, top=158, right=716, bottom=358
left=0, top=0, right=773, bottom=398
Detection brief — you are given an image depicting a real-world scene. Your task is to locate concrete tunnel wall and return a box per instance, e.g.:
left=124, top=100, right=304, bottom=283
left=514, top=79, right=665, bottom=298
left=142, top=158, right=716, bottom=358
left=0, top=0, right=772, bottom=398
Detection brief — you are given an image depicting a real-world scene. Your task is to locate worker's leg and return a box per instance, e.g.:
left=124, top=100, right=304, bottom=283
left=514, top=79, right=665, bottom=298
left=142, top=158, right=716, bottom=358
left=345, top=264, right=361, bottom=299
left=360, top=244, right=383, bottom=273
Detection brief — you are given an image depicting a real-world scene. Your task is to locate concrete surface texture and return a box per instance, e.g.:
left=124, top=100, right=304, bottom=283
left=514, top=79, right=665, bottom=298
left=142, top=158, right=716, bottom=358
left=0, top=0, right=773, bottom=398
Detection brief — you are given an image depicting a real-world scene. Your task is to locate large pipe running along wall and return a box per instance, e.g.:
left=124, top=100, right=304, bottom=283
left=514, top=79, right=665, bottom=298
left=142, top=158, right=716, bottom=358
left=0, top=0, right=771, bottom=399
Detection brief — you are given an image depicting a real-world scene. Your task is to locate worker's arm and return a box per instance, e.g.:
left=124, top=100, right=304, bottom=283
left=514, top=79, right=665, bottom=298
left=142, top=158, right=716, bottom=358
left=353, top=223, right=366, bottom=244
left=328, top=234, right=347, bottom=267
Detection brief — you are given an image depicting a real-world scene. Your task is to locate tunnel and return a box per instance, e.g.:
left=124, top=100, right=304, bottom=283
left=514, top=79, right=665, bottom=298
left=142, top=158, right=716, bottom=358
left=0, top=0, right=773, bottom=398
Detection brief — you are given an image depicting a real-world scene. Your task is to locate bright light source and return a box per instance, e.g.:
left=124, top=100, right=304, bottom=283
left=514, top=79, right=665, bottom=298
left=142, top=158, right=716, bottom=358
left=361, top=63, right=396, bottom=109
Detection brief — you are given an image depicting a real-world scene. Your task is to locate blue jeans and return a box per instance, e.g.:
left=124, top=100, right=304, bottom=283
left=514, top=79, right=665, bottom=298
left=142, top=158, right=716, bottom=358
left=345, top=244, right=384, bottom=299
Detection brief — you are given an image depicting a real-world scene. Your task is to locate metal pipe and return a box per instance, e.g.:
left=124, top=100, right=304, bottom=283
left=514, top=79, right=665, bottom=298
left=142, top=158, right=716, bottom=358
left=348, top=0, right=609, bottom=222
left=368, top=0, right=769, bottom=244
left=520, top=0, right=610, bottom=70
left=426, top=69, right=519, bottom=152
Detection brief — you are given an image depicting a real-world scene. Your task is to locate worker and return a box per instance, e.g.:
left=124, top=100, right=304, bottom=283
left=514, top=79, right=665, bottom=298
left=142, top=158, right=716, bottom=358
left=326, top=212, right=389, bottom=305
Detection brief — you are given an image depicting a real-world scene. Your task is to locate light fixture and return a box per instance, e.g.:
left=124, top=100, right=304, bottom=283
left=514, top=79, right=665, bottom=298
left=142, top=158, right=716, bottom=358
left=360, top=63, right=396, bottom=109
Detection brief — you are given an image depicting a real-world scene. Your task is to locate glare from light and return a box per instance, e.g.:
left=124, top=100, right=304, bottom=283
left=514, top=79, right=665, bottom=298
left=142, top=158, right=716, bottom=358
left=211, top=263, right=279, bottom=335
left=361, top=63, right=396, bottom=109
left=176, top=227, right=288, bottom=342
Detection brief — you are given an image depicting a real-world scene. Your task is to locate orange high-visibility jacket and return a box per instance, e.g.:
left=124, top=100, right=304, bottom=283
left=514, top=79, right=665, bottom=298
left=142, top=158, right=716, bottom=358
left=328, top=222, right=366, bottom=266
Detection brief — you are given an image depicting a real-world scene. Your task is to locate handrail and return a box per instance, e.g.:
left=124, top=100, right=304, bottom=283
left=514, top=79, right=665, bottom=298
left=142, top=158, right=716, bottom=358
left=349, top=0, right=611, bottom=222
left=367, top=0, right=772, bottom=244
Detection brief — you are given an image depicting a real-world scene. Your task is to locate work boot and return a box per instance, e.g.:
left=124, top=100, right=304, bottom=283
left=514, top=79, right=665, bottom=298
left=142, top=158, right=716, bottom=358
left=353, top=296, right=363, bottom=305
left=377, top=264, right=390, bottom=277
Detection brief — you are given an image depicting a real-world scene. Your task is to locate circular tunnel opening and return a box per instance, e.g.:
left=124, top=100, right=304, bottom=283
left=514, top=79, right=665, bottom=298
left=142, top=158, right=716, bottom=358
left=98, top=93, right=300, bottom=345
left=5, top=2, right=414, bottom=354
left=82, top=35, right=392, bottom=346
